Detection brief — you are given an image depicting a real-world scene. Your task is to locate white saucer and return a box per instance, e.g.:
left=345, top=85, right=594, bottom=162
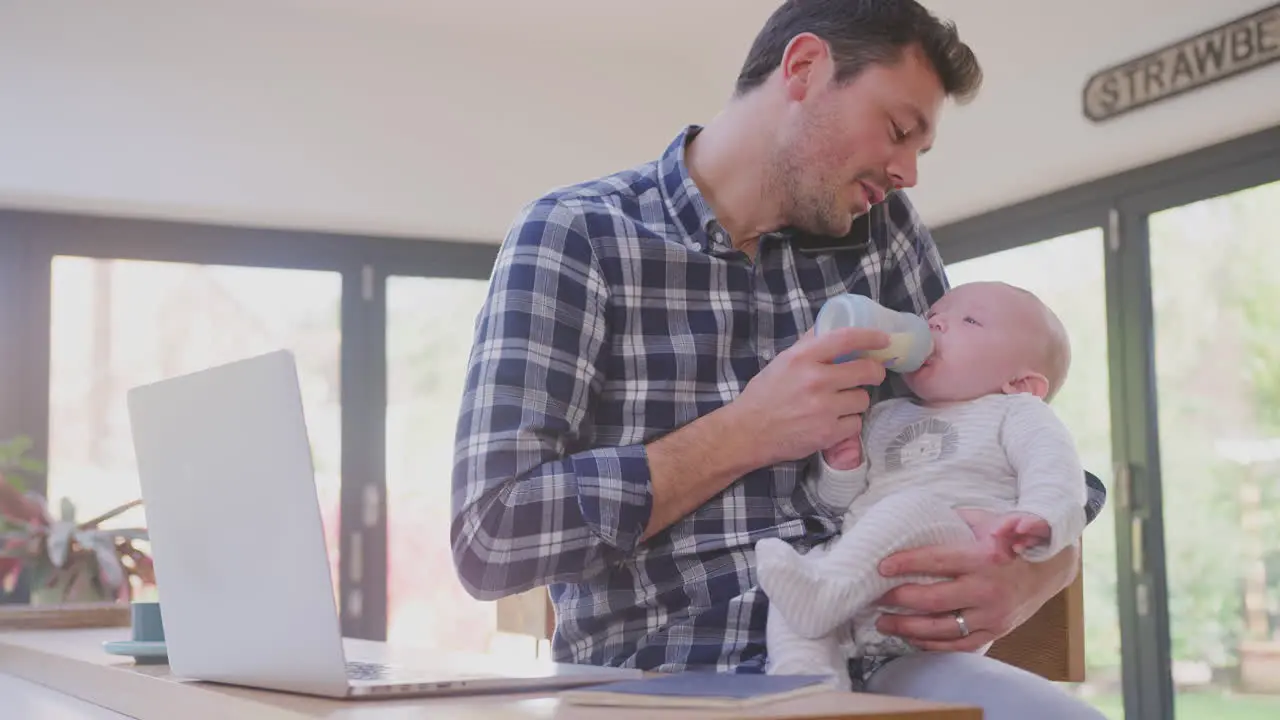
left=102, top=639, right=168, bottom=664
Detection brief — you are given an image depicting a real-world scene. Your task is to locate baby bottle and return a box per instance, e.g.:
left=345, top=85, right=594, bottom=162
left=814, top=294, right=933, bottom=372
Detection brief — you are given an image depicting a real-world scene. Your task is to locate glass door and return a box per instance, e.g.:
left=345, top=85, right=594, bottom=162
left=945, top=228, right=1123, bottom=717
left=383, top=275, right=500, bottom=652
left=1147, top=180, right=1280, bottom=718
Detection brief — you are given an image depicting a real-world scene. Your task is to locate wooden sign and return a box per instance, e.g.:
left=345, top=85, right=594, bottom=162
left=1084, top=4, right=1280, bottom=122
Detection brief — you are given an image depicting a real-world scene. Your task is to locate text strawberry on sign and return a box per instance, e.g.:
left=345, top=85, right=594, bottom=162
left=1083, top=4, right=1280, bottom=122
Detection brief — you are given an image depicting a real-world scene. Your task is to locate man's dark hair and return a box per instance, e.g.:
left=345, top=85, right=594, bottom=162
left=735, top=0, right=982, bottom=102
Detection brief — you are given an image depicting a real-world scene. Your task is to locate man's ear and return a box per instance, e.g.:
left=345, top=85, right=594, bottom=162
left=1002, top=372, right=1050, bottom=400
left=779, top=32, right=829, bottom=102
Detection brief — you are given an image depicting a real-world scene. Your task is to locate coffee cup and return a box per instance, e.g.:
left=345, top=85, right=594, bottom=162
left=130, top=601, right=165, bottom=643
left=103, top=600, right=168, bottom=663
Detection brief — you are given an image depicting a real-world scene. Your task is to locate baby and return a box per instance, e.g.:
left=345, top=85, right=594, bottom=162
left=754, top=281, right=1087, bottom=690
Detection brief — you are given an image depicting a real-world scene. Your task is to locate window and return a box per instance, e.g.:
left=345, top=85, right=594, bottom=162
left=44, top=256, right=343, bottom=602
left=933, top=125, right=1280, bottom=718
left=0, top=215, right=497, bottom=652
left=1148, top=180, right=1280, bottom=717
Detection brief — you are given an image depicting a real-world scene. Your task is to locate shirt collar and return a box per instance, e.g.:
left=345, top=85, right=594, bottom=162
left=657, top=125, right=733, bottom=254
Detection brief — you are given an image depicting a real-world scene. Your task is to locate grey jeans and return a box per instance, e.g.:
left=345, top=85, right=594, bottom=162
left=864, top=652, right=1107, bottom=719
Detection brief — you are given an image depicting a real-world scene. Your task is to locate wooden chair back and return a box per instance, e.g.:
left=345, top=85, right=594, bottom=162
left=987, top=570, right=1085, bottom=681
left=498, top=566, right=1084, bottom=682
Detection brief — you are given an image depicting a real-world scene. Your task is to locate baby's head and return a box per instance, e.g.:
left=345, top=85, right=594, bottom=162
left=904, top=282, right=1070, bottom=405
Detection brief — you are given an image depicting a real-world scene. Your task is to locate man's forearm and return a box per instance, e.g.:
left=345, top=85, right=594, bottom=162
left=641, top=404, right=763, bottom=541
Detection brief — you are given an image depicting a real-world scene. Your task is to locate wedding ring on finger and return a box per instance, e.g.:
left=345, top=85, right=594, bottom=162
left=953, top=610, right=970, bottom=638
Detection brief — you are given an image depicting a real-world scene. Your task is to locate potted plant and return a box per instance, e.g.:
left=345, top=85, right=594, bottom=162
left=0, top=436, right=154, bottom=605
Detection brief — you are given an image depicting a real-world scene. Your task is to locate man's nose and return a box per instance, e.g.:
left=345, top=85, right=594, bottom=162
left=929, top=316, right=946, bottom=333
left=888, top=151, right=919, bottom=190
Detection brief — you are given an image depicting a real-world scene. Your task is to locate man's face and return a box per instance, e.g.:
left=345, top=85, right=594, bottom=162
left=773, top=43, right=944, bottom=237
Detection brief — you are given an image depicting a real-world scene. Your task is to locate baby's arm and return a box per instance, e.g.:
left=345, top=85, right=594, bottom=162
left=810, top=443, right=869, bottom=512
left=810, top=402, right=884, bottom=512
left=994, top=396, right=1088, bottom=561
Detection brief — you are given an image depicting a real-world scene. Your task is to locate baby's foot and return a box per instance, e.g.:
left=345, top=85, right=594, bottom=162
left=756, top=539, right=853, bottom=639
left=755, top=538, right=802, bottom=586
left=755, top=538, right=813, bottom=616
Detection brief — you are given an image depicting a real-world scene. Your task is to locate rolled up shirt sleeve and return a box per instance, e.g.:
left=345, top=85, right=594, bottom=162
left=450, top=197, right=653, bottom=601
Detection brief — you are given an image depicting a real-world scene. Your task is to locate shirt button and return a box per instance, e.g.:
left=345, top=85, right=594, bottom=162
left=761, top=348, right=775, bottom=361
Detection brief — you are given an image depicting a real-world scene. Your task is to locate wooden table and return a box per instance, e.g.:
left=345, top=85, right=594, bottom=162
left=0, top=673, right=134, bottom=719
left=0, top=628, right=981, bottom=719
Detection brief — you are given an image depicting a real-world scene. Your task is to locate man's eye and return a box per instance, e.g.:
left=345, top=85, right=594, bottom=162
left=964, top=316, right=980, bottom=325
left=890, top=122, right=907, bottom=142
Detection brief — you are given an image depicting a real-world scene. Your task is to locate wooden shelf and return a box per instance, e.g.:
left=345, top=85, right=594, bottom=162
left=0, top=602, right=130, bottom=631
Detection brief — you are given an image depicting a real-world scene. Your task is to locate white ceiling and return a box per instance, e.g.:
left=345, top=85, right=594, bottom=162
left=0, top=0, right=1276, bottom=242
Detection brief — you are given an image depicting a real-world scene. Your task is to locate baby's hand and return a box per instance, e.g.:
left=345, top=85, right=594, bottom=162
left=822, top=434, right=863, bottom=471
left=990, top=511, right=1051, bottom=559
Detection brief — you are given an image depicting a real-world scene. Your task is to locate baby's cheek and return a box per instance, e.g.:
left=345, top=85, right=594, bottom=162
left=902, top=371, right=929, bottom=400
left=907, top=375, right=944, bottom=403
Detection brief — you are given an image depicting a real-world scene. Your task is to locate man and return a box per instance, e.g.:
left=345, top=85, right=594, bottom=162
left=452, top=2, right=1106, bottom=717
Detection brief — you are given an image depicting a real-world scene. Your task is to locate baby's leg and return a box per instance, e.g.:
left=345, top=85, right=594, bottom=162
left=756, top=489, right=977, bottom=639
left=765, top=601, right=851, bottom=691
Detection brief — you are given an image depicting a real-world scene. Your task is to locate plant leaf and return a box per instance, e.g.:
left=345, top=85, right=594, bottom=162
left=90, top=535, right=124, bottom=590
left=24, top=492, right=52, bottom=526
left=16, top=457, right=45, bottom=475
left=0, top=436, right=32, bottom=467
left=46, top=521, right=74, bottom=567
left=0, top=481, right=30, bottom=522
left=0, top=562, right=19, bottom=594
left=117, top=542, right=156, bottom=586
left=64, top=564, right=91, bottom=602
left=73, top=530, right=98, bottom=552
left=132, top=554, right=155, bottom=586
left=29, top=559, right=51, bottom=590
left=0, top=539, right=27, bottom=558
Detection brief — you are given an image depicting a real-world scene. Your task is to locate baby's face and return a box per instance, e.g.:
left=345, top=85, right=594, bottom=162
left=904, top=282, right=1048, bottom=403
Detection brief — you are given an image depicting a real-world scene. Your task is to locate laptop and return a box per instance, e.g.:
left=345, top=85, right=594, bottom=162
left=126, top=349, right=643, bottom=699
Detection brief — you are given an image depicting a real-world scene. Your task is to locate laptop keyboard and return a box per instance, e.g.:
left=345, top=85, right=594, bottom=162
left=346, top=660, right=404, bottom=681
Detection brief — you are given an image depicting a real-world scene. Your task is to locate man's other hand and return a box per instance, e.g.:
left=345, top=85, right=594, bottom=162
left=871, top=540, right=1078, bottom=652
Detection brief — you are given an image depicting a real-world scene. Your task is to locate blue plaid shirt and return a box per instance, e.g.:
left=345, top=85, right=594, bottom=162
left=452, top=125, right=1106, bottom=675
